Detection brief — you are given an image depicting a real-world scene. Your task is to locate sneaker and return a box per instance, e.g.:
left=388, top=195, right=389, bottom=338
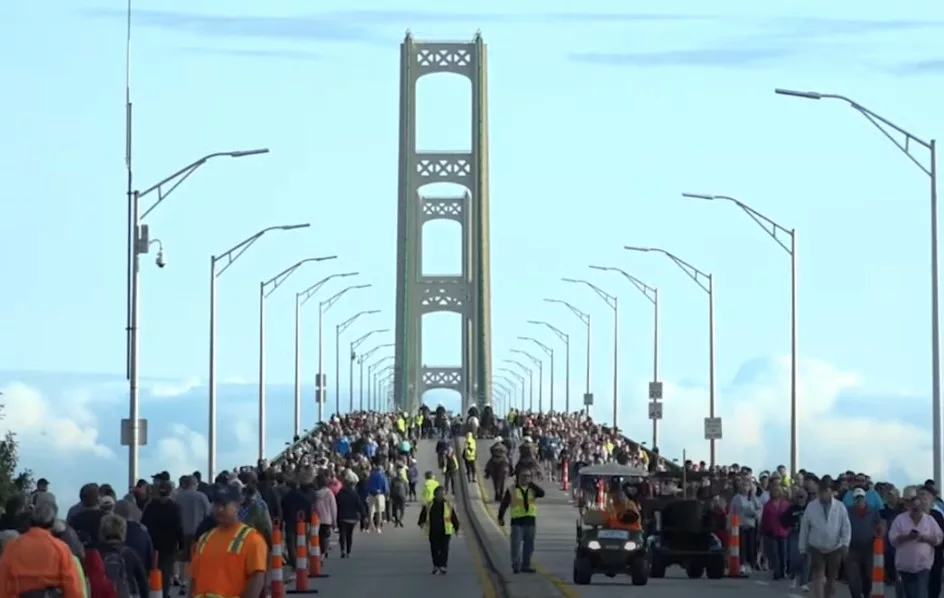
left=340, top=553, right=346, bottom=559
left=521, top=566, right=536, bottom=573
left=438, top=567, right=447, bottom=574
left=431, top=568, right=439, bottom=574
left=790, top=579, right=798, bottom=589
left=801, top=584, right=809, bottom=592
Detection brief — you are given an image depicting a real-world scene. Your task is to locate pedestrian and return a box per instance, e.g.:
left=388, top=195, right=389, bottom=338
left=497, top=469, right=546, bottom=574
left=844, top=487, right=882, bottom=598
left=366, top=465, right=389, bottom=533
left=335, top=472, right=365, bottom=558
left=798, top=477, right=851, bottom=598
left=417, top=486, right=460, bottom=575
left=889, top=488, right=944, bottom=598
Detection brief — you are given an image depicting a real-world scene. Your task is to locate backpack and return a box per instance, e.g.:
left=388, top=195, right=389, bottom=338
left=103, top=548, right=134, bottom=598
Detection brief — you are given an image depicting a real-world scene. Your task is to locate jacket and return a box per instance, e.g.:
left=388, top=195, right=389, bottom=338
left=366, top=471, right=389, bottom=496
left=313, top=488, right=337, bottom=527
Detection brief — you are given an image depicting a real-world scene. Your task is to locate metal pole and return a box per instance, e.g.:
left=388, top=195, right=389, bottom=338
left=317, top=305, right=324, bottom=422
left=708, top=275, right=716, bottom=467
left=334, top=324, right=341, bottom=417
left=564, top=336, right=570, bottom=414
left=529, top=369, right=534, bottom=411
left=367, top=367, right=373, bottom=410
left=932, top=139, right=942, bottom=486
left=652, top=289, right=660, bottom=449
left=549, top=348, right=555, bottom=412
left=520, top=377, right=526, bottom=411
left=293, top=296, right=301, bottom=438
left=612, top=297, right=619, bottom=428
left=789, top=233, right=799, bottom=476
left=349, top=346, right=355, bottom=413
left=127, top=191, right=141, bottom=489
left=585, top=316, right=592, bottom=416
left=359, top=359, right=365, bottom=411
left=257, top=282, right=266, bottom=461
left=538, top=361, right=544, bottom=412
left=208, top=257, right=218, bottom=480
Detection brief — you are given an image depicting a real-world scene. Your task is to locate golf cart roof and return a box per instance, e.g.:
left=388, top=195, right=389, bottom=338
left=579, top=464, right=649, bottom=478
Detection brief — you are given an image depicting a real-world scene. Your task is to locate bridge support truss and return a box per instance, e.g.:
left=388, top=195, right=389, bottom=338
left=393, top=32, right=492, bottom=414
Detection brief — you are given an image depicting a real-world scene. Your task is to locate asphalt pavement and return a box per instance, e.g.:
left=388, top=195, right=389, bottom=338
left=283, top=439, right=494, bottom=597
left=468, top=438, right=812, bottom=598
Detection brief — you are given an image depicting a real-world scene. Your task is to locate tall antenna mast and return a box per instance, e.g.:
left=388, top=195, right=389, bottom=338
left=124, top=0, right=134, bottom=379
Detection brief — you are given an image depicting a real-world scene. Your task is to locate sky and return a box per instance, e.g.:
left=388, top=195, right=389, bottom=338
left=3, top=0, right=944, bottom=497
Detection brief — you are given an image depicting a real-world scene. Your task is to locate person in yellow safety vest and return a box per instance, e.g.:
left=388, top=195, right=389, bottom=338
left=189, top=484, right=268, bottom=598
left=604, top=480, right=641, bottom=531
left=442, top=449, right=459, bottom=496
left=463, top=436, right=477, bottom=483
left=497, top=468, right=546, bottom=574
left=396, top=415, right=406, bottom=435
left=417, top=486, right=461, bottom=574
left=422, top=471, right=440, bottom=504
left=414, top=413, right=424, bottom=440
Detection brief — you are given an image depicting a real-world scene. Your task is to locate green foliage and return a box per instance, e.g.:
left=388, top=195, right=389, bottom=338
left=0, top=403, right=34, bottom=507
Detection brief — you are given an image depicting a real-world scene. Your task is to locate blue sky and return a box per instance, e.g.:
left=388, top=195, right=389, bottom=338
left=4, top=0, right=944, bottom=490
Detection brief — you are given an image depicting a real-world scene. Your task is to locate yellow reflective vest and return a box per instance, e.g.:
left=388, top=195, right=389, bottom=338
left=423, top=501, right=455, bottom=536
left=509, top=485, right=538, bottom=519
left=422, top=478, right=440, bottom=504
left=463, top=444, right=476, bottom=462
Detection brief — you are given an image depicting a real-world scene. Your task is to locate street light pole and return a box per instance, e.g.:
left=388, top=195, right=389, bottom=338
left=317, top=284, right=371, bottom=420
left=335, top=310, right=380, bottom=415
left=682, top=192, right=798, bottom=474
left=527, top=321, right=570, bottom=414
left=563, top=279, right=619, bottom=428
left=207, top=222, right=309, bottom=480
left=775, top=87, right=938, bottom=481
left=350, top=329, right=389, bottom=411
left=626, top=246, right=716, bottom=466
left=257, top=256, right=336, bottom=461
left=511, top=351, right=541, bottom=410
left=367, top=355, right=394, bottom=411
left=519, top=337, right=554, bottom=412
left=126, top=148, right=269, bottom=488
left=545, top=299, right=591, bottom=414
left=589, top=266, right=660, bottom=446
left=503, top=360, right=531, bottom=410
left=294, top=272, right=358, bottom=434
left=498, top=367, right=525, bottom=411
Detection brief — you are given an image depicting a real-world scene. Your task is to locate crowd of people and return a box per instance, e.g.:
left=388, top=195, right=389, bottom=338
left=1, top=404, right=942, bottom=598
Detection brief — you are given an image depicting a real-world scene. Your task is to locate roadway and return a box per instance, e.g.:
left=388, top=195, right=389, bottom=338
left=467, top=437, right=806, bottom=598
left=283, top=439, right=497, bottom=597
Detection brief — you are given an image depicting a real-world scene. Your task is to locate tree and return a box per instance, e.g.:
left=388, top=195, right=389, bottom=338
left=0, top=398, right=34, bottom=506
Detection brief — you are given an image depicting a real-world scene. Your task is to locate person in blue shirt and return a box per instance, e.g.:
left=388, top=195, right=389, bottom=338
left=841, top=477, right=884, bottom=513
left=335, top=436, right=350, bottom=458
left=365, top=438, right=378, bottom=460
left=366, top=465, right=389, bottom=533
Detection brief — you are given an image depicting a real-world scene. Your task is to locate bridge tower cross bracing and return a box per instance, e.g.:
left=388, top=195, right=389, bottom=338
left=393, top=32, right=492, bottom=414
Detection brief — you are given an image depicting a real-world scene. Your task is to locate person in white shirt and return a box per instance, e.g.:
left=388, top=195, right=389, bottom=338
left=799, top=477, right=851, bottom=598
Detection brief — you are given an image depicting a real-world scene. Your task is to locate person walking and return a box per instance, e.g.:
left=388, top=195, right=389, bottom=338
left=798, top=477, right=851, bottom=598
left=497, top=469, right=546, bottom=574
left=889, top=488, right=944, bottom=598
left=417, top=486, right=460, bottom=575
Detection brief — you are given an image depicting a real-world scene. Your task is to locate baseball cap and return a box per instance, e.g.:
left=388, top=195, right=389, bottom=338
left=212, top=484, right=242, bottom=505
left=852, top=488, right=866, bottom=498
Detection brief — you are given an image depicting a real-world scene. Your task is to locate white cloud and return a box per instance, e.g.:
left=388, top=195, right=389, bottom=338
left=0, top=381, right=114, bottom=459
left=148, top=377, right=201, bottom=398
left=609, top=356, right=930, bottom=485
left=151, top=423, right=258, bottom=479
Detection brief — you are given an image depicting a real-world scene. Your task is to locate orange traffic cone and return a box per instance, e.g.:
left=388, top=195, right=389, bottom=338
left=727, top=514, right=742, bottom=577
left=308, top=511, right=329, bottom=578
left=268, top=518, right=285, bottom=598
left=286, top=512, right=315, bottom=593
left=148, top=552, right=162, bottom=598
left=870, top=536, right=885, bottom=598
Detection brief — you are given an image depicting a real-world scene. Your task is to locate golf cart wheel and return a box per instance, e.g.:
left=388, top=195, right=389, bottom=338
left=573, top=557, right=593, bottom=585
left=630, top=558, right=649, bottom=586
left=705, top=556, right=725, bottom=579
left=649, top=555, right=666, bottom=578
left=685, top=562, right=704, bottom=579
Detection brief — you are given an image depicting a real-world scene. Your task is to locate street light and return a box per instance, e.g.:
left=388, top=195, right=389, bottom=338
left=683, top=192, right=798, bottom=475
left=256, top=255, right=336, bottom=461
left=368, top=355, right=395, bottom=411
left=589, top=266, right=660, bottom=446
left=360, top=344, right=394, bottom=411
left=527, top=321, right=570, bottom=413
left=498, top=367, right=526, bottom=411
left=503, top=360, right=532, bottom=411
left=519, top=337, right=554, bottom=412
left=774, top=87, right=940, bottom=481
left=511, top=350, right=542, bottom=410
left=318, top=284, right=371, bottom=420
left=336, top=311, right=381, bottom=415
left=207, top=223, right=309, bottom=480
left=544, top=298, right=592, bottom=413
left=125, top=148, right=269, bottom=487
left=351, top=329, right=389, bottom=411
left=563, top=278, right=619, bottom=427
left=626, top=245, right=717, bottom=466
left=294, top=272, right=358, bottom=435
left=375, top=366, right=394, bottom=411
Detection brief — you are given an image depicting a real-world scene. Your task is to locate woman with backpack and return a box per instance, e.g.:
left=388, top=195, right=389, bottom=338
left=98, top=513, right=149, bottom=598
left=84, top=549, right=117, bottom=598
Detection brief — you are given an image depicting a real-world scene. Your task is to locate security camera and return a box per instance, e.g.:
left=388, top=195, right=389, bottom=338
left=155, top=250, right=166, bottom=269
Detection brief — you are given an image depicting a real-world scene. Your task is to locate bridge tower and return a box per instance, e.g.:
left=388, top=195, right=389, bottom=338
left=393, top=32, right=492, bottom=414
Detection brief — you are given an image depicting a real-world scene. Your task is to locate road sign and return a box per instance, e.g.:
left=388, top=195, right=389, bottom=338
left=703, top=417, right=723, bottom=440
left=648, top=381, right=663, bottom=400
left=120, top=418, right=148, bottom=447
left=648, top=401, right=663, bottom=420
left=583, top=392, right=594, bottom=406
